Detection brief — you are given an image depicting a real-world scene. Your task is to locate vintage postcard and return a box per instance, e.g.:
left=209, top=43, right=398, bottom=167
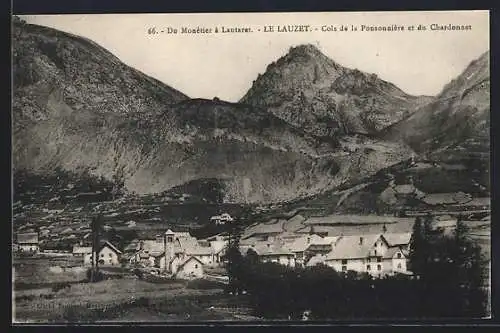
left=12, top=10, right=490, bottom=323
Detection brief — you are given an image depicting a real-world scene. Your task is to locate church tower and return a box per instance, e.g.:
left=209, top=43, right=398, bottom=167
left=164, top=229, right=175, bottom=273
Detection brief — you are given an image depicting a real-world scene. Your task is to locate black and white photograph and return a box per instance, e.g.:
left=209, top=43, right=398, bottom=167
left=11, top=11, right=491, bottom=323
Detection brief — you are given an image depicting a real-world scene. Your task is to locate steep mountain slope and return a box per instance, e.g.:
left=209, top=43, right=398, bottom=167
left=240, top=44, right=433, bottom=137
left=13, top=22, right=413, bottom=204
left=383, top=51, right=490, bottom=161
left=12, top=21, right=189, bottom=123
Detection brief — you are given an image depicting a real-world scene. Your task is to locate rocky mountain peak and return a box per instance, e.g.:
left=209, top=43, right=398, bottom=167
left=240, top=44, right=429, bottom=137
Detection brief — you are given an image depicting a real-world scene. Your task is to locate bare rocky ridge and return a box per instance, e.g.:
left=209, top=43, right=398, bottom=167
left=382, top=51, right=490, bottom=161
left=13, top=22, right=413, bottom=204
left=240, top=44, right=434, bottom=137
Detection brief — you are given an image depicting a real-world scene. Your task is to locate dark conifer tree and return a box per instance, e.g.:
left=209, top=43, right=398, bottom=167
left=409, top=216, right=426, bottom=277
left=90, top=213, right=103, bottom=282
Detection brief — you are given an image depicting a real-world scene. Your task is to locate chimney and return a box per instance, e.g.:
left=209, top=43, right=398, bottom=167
left=359, top=237, right=364, bottom=245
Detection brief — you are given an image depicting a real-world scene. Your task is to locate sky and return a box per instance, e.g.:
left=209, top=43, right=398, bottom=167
left=19, top=11, right=489, bottom=102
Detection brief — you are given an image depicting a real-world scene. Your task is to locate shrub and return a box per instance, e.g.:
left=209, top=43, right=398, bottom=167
left=51, top=282, right=71, bottom=293
left=85, top=268, right=105, bottom=282
left=133, top=268, right=143, bottom=279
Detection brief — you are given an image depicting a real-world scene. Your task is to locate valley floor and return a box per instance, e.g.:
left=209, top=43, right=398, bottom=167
left=13, top=256, right=257, bottom=323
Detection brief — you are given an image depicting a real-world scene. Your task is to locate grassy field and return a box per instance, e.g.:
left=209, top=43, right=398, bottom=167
left=13, top=255, right=87, bottom=288
left=12, top=255, right=256, bottom=323
left=13, top=275, right=256, bottom=323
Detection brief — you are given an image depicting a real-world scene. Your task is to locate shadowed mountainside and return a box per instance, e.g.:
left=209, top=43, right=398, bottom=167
left=382, top=51, right=490, bottom=162
left=13, top=22, right=413, bottom=204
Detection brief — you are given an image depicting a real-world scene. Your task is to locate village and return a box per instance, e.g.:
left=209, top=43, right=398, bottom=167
left=14, top=207, right=488, bottom=280
left=12, top=186, right=492, bottom=323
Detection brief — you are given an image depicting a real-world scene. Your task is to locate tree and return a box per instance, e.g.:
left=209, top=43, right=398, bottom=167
left=90, top=214, right=104, bottom=282
left=409, top=216, right=427, bottom=277
left=224, top=211, right=245, bottom=293
left=448, top=216, right=487, bottom=316
left=409, top=213, right=488, bottom=318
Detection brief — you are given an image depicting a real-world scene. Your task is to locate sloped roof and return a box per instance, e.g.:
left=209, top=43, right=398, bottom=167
left=382, top=233, right=412, bottom=247
left=285, top=234, right=323, bottom=253
left=60, top=228, right=74, bottom=234
left=326, top=234, right=381, bottom=260
left=178, top=256, right=204, bottom=270
left=18, top=232, right=38, bottom=244
left=140, top=240, right=164, bottom=254
left=175, top=236, right=213, bottom=256
left=124, top=240, right=140, bottom=252
left=72, top=246, right=92, bottom=254
left=100, top=241, right=122, bottom=254
left=316, top=236, right=339, bottom=245
left=284, top=214, right=307, bottom=232
left=247, top=241, right=294, bottom=256
left=176, top=236, right=199, bottom=252
left=306, top=254, right=327, bottom=267
left=210, top=240, right=227, bottom=254
left=187, top=246, right=214, bottom=256
left=383, top=247, right=407, bottom=259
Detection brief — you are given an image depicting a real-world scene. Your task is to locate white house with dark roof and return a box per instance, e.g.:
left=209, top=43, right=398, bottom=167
left=17, top=232, right=39, bottom=253
left=210, top=213, right=234, bottom=225
left=209, top=239, right=228, bottom=265
left=173, top=256, right=204, bottom=279
left=284, top=234, right=338, bottom=266
left=324, top=233, right=412, bottom=277
left=242, top=240, right=296, bottom=267
left=325, top=234, right=381, bottom=274
left=96, top=241, right=123, bottom=266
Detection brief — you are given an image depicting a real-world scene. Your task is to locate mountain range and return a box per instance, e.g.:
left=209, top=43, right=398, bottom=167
left=12, top=20, right=490, bottom=211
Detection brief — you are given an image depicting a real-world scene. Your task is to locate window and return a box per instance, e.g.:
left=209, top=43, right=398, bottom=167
left=377, top=257, right=382, bottom=263
left=374, top=250, right=377, bottom=256
left=367, top=265, right=371, bottom=271
left=342, top=265, right=347, bottom=272
left=100, top=253, right=104, bottom=257
left=109, top=253, right=113, bottom=257
left=377, top=264, right=381, bottom=271
left=397, top=253, right=402, bottom=259
left=341, top=259, right=348, bottom=265
left=397, top=263, right=402, bottom=269
left=195, top=264, right=198, bottom=269
left=367, top=258, right=371, bottom=263
left=109, top=259, right=112, bottom=264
